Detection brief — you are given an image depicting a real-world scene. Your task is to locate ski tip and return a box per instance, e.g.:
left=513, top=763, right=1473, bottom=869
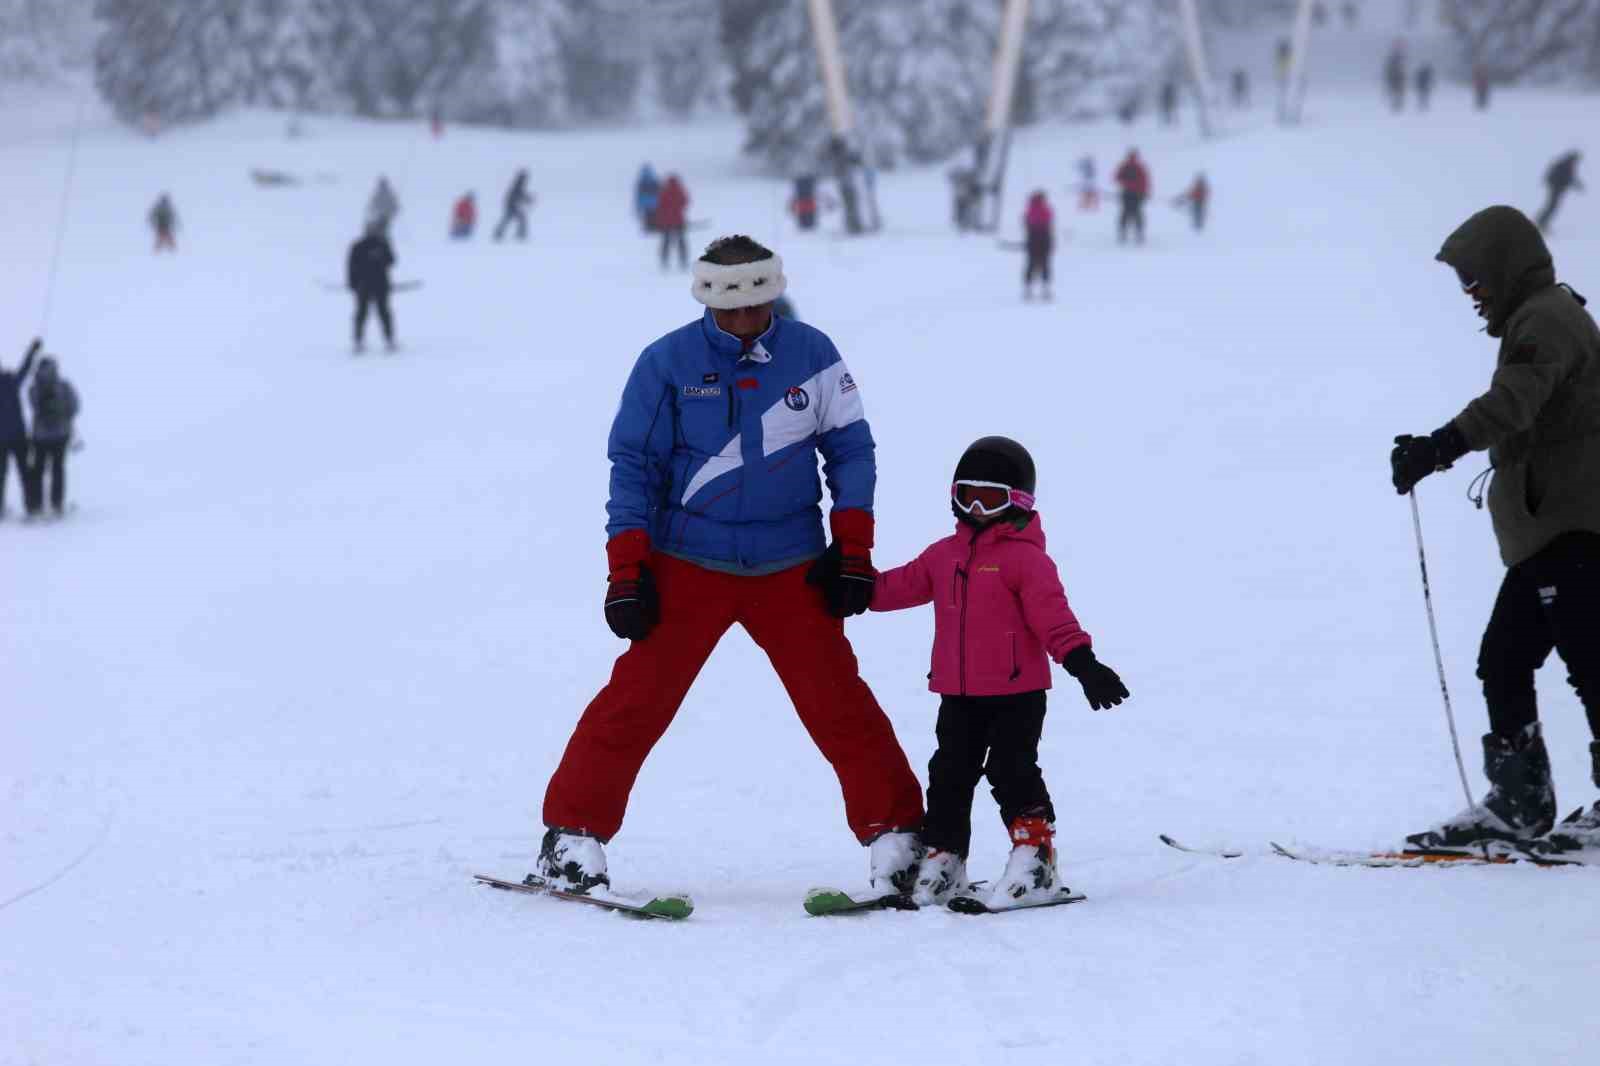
left=639, top=895, right=695, bottom=919
left=802, top=888, right=858, bottom=916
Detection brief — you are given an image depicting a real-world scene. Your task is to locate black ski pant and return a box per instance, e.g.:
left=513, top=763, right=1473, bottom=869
left=1190, top=201, right=1207, bottom=231
left=1479, top=531, right=1600, bottom=742
left=1024, top=240, right=1052, bottom=286
left=660, top=226, right=688, bottom=269
left=353, top=289, right=393, bottom=345
left=1118, top=193, right=1146, bottom=244
left=30, top=439, right=66, bottom=512
left=1, top=438, right=35, bottom=514
left=1535, top=186, right=1570, bottom=232
left=920, top=690, right=1055, bottom=859
left=494, top=207, right=528, bottom=241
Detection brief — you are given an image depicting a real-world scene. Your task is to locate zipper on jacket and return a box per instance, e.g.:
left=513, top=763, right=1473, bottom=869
left=726, top=383, right=735, bottom=427
left=957, top=532, right=979, bottom=695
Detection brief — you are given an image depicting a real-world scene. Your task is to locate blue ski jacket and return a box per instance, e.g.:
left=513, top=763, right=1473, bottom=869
left=607, top=309, right=874, bottom=571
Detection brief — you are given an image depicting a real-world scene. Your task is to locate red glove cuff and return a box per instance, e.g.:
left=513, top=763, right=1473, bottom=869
left=829, top=509, right=874, bottom=552
left=606, top=530, right=652, bottom=579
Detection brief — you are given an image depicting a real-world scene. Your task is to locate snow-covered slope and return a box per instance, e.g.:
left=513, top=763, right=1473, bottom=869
left=3, top=54, right=1598, bottom=1066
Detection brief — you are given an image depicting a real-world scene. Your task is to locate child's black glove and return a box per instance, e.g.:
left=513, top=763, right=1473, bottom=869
left=1063, top=646, right=1129, bottom=710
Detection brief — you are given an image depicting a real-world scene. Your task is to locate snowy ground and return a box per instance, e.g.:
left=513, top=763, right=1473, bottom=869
left=5, top=16, right=1600, bottom=1066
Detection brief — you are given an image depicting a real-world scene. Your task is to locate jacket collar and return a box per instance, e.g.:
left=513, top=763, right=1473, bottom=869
left=956, top=510, right=1047, bottom=549
left=701, top=308, right=778, bottom=362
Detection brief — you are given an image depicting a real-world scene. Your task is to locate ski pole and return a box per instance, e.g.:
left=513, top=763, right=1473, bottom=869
left=1408, top=490, right=1477, bottom=814
left=40, top=90, right=89, bottom=334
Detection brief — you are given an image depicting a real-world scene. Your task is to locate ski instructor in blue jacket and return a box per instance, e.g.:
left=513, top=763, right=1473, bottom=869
left=537, top=235, right=924, bottom=896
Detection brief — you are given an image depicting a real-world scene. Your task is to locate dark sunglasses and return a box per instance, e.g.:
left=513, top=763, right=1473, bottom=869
left=1454, top=267, right=1480, bottom=294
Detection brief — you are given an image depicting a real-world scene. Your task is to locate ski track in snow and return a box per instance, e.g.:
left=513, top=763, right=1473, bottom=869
left=4, top=14, right=1600, bottom=1066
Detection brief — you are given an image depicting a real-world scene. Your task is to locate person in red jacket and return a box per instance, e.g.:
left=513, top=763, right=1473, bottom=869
left=655, top=173, right=690, bottom=270
left=450, top=192, right=476, bottom=239
left=1114, top=149, right=1151, bottom=245
left=1022, top=190, right=1054, bottom=302
left=870, top=437, right=1129, bottom=911
left=1175, top=172, right=1209, bottom=232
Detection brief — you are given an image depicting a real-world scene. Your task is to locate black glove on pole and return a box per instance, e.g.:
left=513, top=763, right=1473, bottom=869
left=1063, top=646, right=1129, bottom=710
left=604, top=564, right=659, bottom=641
left=806, top=542, right=875, bottom=618
left=1391, top=423, right=1468, bottom=495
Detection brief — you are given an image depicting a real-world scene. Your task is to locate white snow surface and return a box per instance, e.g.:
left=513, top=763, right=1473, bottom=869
left=5, top=33, right=1600, bottom=1066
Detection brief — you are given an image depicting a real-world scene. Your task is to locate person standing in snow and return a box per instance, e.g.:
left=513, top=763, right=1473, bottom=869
left=1076, top=156, right=1099, bottom=212
left=346, top=222, right=397, bottom=354
left=1535, top=151, right=1584, bottom=233
left=1114, top=149, right=1151, bottom=245
left=1176, top=173, right=1209, bottom=232
left=1022, top=190, right=1054, bottom=302
left=535, top=234, right=925, bottom=898
left=1159, top=80, right=1178, bottom=126
left=1414, top=64, right=1435, bottom=111
left=654, top=173, right=690, bottom=270
left=149, top=193, right=177, bottom=252
left=451, top=192, right=476, bottom=240
left=1, top=338, right=39, bottom=519
left=871, top=437, right=1129, bottom=909
left=1383, top=42, right=1407, bottom=112
left=789, top=175, right=820, bottom=231
left=1392, top=205, right=1600, bottom=857
left=494, top=169, right=534, bottom=242
left=1473, top=66, right=1492, bottom=111
left=366, top=176, right=399, bottom=234
left=1231, top=69, right=1250, bottom=109
left=634, top=164, right=661, bottom=232
left=27, top=354, right=78, bottom=517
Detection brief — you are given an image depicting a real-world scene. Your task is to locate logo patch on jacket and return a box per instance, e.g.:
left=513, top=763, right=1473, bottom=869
left=784, top=386, right=810, bottom=411
left=682, top=384, right=722, bottom=398
left=702, top=372, right=720, bottom=385
left=840, top=373, right=857, bottom=395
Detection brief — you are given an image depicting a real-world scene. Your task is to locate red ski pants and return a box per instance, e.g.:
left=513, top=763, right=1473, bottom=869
left=543, top=554, right=924, bottom=844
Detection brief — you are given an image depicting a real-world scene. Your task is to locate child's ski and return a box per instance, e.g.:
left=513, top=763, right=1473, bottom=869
left=948, top=890, right=1086, bottom=915
left=473, top=874, right=693, bottom=920
left=802, top=887, right=918, bottom=916
left=1158, top=834, right=1244, bottom=859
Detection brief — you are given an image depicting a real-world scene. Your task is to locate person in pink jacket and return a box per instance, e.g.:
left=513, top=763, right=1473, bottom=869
left=871, top=436, right=1129, bottom=909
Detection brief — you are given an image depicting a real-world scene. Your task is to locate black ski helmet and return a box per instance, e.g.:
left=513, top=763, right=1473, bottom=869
left=953, top=436, right=1036, bottom=494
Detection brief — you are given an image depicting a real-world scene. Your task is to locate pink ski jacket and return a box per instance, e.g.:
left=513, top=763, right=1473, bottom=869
left=871, top=514, right=1091, bottom=697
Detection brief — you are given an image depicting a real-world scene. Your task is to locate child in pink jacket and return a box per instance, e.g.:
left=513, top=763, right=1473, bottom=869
left=871, top=436, right=1129, bottom=909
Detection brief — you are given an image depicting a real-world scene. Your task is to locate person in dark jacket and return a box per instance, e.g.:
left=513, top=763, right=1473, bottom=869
left=1414, top=64, right=1434, bottom=110
left=1230, top=68, right=1250, bottom=109
left=1113, top=149, right=1151, bottom=245
left=494, top=169, right=534, bottom=241
left=1, top=338, right=39, bottom=517
left=634, top=164, right=661, bottom=232
left=1383, top=41, right=1407, bottom=111
left=1535, top=151, right=1583, bottom=233
left=1159, top=80, right=1178, bottom=126
left=150, top=193, right=177, bottom=252
left=346, top=222, right=397, bottom=353
left=1392, top=205, right=1600, bottom=856
left=27, top=354, right=78, bottom=516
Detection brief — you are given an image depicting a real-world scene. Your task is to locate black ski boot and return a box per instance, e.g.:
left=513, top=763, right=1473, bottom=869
left=1406, top=722, right=1556, bottom=849
left=1532, top=741, right=1600, bottom=856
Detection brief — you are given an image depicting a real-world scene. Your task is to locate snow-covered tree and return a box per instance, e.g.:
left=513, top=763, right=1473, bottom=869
left=1020, top=0, right=1180, bottom=123
left=1440, top=0, right=1600, bottom=83
left=93, top=0, right=261, bottom=124
left=446, top=0, right=569, bottom=126
left=0, top=0, right=95, bottom=89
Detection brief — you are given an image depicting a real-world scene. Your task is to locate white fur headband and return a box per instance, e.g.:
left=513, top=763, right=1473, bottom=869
left=691, top=255, right=788, bottom=310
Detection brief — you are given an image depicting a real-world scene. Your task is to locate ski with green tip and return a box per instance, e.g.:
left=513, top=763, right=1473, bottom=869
left=803, top=887, right=918, bottom=916
left=474, top=874, right=693, bottom=920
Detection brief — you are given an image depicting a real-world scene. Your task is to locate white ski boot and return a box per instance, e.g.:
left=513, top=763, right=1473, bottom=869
left=536, top=827, right=609, bottom=893
left=911, top=848, right=968, bottom=907
left=988, top=816, right=1068, bottom=909
left=867, top=830, right=922, bottom=897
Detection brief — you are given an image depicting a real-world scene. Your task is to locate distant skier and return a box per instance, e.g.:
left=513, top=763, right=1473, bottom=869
left=1473, top=66, right=1492, bottom=111
left=634, top=164, right=661, bottom=232
left=451, top=192, right=476, bottom=240
left=1414, top=64, right=1434, bottom=111
left=346, top=222, right=397, bottom=354
left=790, top=175, right=820, bottom=231
left=1021, top=190, right=1054, bottom=302
left=1114, top=149, right=1150, bottom=245
left=1535, top=151, right=1584, bottom=233
left=950, top=167, right=982, bottom=230
left=1275, top=38, right=1293, bottom=118
left=27, top=354, right=78, bottom=517
left=1383, top=41, right=1407, bottom=112
left=654, top=173, right=690, bottom=270
left=494, top=169, right=534, bottom=242
left=1159, top=80, right=1178, bottom=126
left=1231, top=68, right=1250, bottom=109
left=534, top=233, right=924, bottom=899
left=149, top=193, right=177, bottom=252
left=366, top=176, right=399, bottom=233
left=1341, top=1, right=1359, bottom=27
left=1076, top=156, right=1099, bottom=212
left=1, top=338, right=39, bottom=519
left=1393, top=205, right=1600, bottom=857
left=871, top=436, right=1128, bottom=910
left=1176, top=173, right=1209, bottom=232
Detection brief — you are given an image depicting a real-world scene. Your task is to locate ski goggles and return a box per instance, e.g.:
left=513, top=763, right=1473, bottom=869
left=952, top=480, right=1035, bottom=516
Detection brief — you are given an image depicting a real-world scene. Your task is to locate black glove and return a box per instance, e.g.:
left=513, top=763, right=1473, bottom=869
left=1391, top=423, right=1469, bottom=495
left=604, top=563, right=658, bottom=641
left=806, top=541, right=875, bottom=618
left=1063, top=646, right=1129, bottom=711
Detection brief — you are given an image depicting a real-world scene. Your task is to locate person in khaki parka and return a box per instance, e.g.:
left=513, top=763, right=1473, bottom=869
left=1391, top=205, right=1600, bottom=857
